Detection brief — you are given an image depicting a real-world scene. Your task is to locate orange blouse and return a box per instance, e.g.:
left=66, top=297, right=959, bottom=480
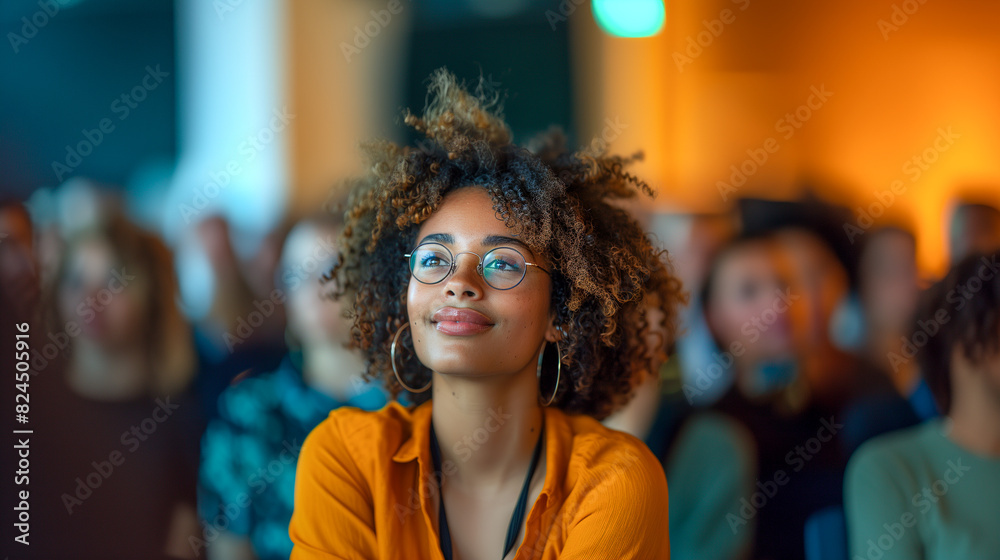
left=289, top=400, right=670, bottom=559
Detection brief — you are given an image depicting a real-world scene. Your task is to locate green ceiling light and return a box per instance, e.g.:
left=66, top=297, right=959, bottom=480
left=592, top=0, right=665, bottom=38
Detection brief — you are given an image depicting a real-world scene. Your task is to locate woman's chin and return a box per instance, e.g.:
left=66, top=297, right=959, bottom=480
left=419, top=353, right=515, bottom=379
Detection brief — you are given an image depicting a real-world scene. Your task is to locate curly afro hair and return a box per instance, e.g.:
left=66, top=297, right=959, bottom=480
left=324, top=69, right=684, bottom=419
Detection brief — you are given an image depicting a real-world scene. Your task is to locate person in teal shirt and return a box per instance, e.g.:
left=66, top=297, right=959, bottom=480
left=198, top=216, right=387, bottom=560
left=845, top=249, right=1000, bottom=560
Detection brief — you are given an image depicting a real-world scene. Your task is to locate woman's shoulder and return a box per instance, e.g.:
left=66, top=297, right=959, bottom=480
left=295, top=401, right=423, bottom=493
left=554, top=409, right=667, bottom=489
left=549, top=409, right=671, bottom=553
left=846, top=419, right=948, bottom=501
left=310, top=400, right=418, bottom=448
left=849, top=419, right=944, bottom=471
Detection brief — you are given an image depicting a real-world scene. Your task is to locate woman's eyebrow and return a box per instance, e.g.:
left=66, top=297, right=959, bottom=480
left=417, top=233, right=453, bottom=245
left=483, top=234, right=532, bottom=253
left=417, top=233, right=530, bottom=252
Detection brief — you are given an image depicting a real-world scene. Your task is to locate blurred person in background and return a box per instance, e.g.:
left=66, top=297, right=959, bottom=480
left=775, top=227, right=861, bottom=409
left=0, top=199, right=40, bottom=319
left=243, top=223, right=291, bottom=308
left=604, top=281, right=757, bottom=560
left=847, top=226, right=930, bottom=436
left=776, top=224, right=921, bottom=462
left=665, top=213, right=739, bottom=405
left=708, top=234, right=805, bottom=411
left=0, top=200, right=40, bottom=558
left=857, top=227, right=922, bottom=396
left=187, top=215, right=287, bottom=424
left=197, top=213, right=387, bottom=560
left=846, top=248, right=1000, bottom=560
left=949, top=201, right=1000, bottom=265
left=32, top=210, right=202, bottom=559
left=705, top=232, right=847, bottom=560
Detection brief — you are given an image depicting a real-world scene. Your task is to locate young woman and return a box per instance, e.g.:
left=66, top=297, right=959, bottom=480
left=33, top=210, right=201, bottom=559
left=198, top=215, right=386, bottom=560
left=845, top=249, right=1000, bottom=560
left=289, top=70, right=683, bottom=560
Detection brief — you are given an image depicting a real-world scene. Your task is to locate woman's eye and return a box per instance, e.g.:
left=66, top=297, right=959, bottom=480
left=420, top=255, right=447, bottom=267
left=486, top=258, right=519, bottom=272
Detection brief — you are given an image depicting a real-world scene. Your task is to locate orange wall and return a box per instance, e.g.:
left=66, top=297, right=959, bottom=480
left=286, top=0, right=410, bottom=215
left=576, top=0, right=1000, bottom=276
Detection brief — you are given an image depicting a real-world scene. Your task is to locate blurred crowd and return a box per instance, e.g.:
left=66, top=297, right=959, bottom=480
left=1, top=179, right=999, bottom=560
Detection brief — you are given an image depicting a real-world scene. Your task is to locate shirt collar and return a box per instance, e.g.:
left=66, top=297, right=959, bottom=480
left=391, top=400, right=433, bottom=463
left=538, top=405, right=567, bottom=504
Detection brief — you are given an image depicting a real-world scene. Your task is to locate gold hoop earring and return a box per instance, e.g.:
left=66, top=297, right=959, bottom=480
left=537, top=341, right=561, bottom=406
left=391, top=323, right=430, bottom=393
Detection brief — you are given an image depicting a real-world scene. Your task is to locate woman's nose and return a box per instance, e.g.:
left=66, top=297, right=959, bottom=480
left=444, top=252, right=484, bottom=298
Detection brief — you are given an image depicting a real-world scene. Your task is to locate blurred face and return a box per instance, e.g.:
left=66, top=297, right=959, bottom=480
left=282, top=223, right=347, bottom=345
left=59, top=239, right=148, bottom=350
left=777, top=230, right=848, bottom=347
left=706, top=240, right=796, bottom=364
left=860, top=230, right=919, bottom=333
left=644, top=300, right=670, bottom=373
left=951, top=206, right=1000, bottom=263
left=406, top=187, right=556, bottom=378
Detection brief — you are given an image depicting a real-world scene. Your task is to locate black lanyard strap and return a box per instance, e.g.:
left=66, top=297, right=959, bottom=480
left=429, top=417, right=545, bottom=560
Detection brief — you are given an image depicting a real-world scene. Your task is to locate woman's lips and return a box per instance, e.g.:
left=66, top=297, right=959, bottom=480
left=431, top=307, right=494, bottom=336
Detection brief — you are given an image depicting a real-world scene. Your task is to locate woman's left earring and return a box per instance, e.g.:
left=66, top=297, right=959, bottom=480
left=537, top=341, right=562, bottom=406
left=391, top=323, right=431, bottom=393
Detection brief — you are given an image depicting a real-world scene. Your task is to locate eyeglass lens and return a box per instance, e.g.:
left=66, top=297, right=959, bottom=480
left=409, top=243, right=527, bottom=289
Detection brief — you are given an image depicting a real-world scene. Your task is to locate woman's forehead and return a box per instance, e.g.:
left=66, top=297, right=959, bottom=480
left=418, top=187, right=512, bottom=239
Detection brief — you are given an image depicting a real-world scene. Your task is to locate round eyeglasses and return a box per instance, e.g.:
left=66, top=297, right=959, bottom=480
left=404, top=242, right=550, bottom=291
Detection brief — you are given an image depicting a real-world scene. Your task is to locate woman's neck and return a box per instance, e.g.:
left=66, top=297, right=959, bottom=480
left=948, top=378, right=1000, bottom=457
left=430, top=363, right=544, bottom=491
